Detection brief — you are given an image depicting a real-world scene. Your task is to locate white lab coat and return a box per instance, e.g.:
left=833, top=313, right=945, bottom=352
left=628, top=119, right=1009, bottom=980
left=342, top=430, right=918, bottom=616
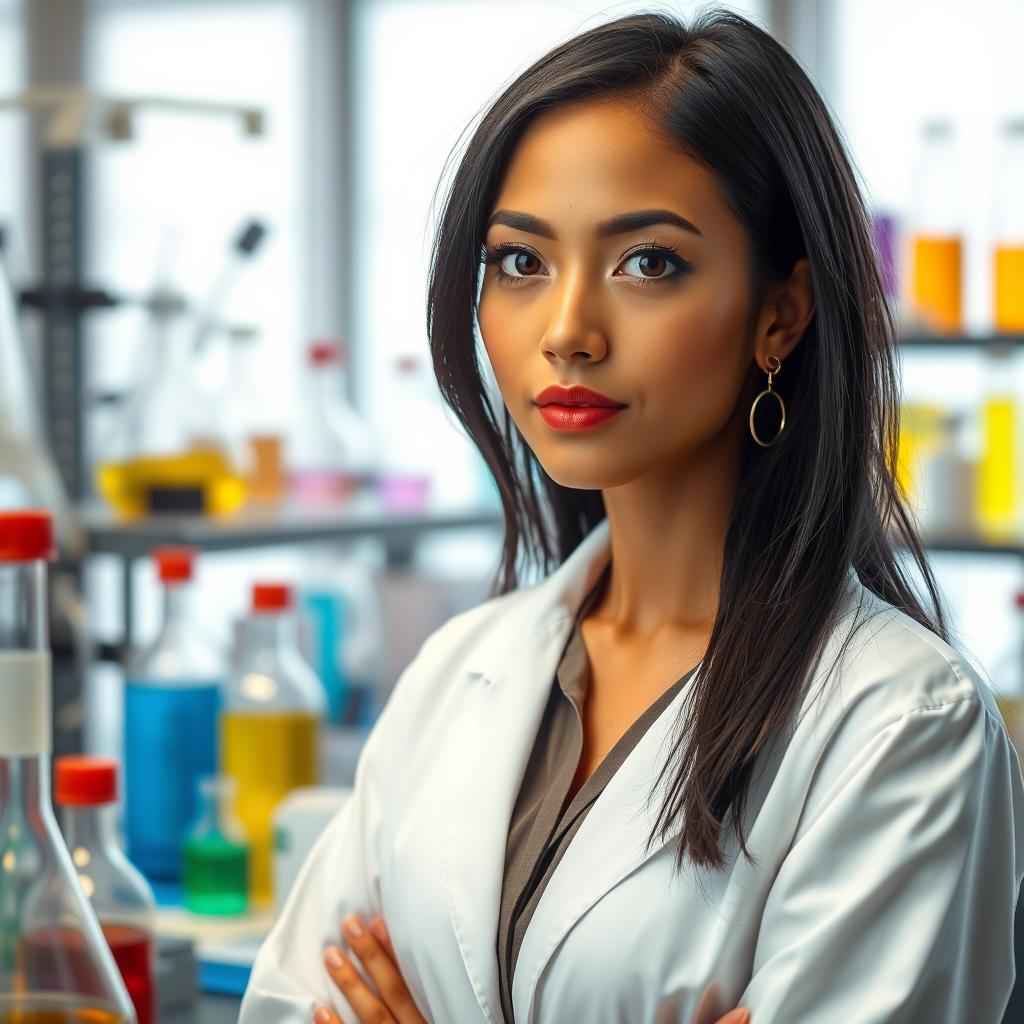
left=240, top=517, right=1024, bottom=1024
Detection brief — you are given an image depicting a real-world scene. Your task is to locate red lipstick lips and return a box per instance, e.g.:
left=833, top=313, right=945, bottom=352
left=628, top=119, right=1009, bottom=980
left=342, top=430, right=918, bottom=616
left=533, top=385, right=627, bottom=432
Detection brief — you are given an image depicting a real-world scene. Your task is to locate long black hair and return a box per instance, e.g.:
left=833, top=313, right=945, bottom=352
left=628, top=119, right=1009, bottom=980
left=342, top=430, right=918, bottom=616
left=425, top=5, right=951, bottom=873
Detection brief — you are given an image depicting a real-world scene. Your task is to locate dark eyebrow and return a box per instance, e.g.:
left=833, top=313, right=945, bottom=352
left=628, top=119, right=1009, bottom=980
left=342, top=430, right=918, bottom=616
left=485, top=207, right=704, bottom=240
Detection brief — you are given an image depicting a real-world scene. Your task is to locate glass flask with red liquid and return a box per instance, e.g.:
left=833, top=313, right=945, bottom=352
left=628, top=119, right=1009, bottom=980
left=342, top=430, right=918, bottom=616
left=54, top=757, right=156, bottom=1024
left=0, top=509, right=136, bottom=1023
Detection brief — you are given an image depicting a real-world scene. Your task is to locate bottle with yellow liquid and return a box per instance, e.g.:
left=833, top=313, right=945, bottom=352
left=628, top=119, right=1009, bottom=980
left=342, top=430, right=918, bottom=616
left=95, top=318, right=246, bottom=518
left=993, top=118, right=1024, bottom=335
left=221, top=583, right=325, bottom=908
left=977, top=345, right=1020, bottom=542
left=908, top=119, right=964, bottom=335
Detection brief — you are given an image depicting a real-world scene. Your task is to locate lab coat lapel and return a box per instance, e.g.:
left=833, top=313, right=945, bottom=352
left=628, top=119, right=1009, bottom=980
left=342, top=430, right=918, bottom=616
left=441, top=517, right=616, bottom=1024
left=510, top=677, right=695, bottom=1024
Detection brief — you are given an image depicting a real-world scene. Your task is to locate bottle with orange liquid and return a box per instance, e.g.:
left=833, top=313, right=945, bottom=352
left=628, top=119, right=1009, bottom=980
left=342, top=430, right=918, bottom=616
left=54, top=757, right=156, bottom=1024
left=221, top=583, right=325, bottom=907
left=0, top=510, right=135, bottom=1023
left=909, top=119, right=964, bottom=335
left=994, top=118, right=1024, bottom=334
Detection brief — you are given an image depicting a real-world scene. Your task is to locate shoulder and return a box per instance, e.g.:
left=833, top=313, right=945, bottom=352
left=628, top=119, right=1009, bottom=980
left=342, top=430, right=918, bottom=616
left=787, top=574, right=1017, bottom=802
left=809, top=575, right=1001, bottom=728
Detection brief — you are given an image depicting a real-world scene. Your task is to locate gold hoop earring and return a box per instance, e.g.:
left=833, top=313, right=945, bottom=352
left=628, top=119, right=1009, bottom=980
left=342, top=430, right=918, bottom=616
left=749, top=354, right=786, bottom=447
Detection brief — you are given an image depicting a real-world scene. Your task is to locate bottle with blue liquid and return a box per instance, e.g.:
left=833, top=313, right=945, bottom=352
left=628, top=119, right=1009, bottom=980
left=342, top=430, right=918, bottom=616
left=124, top=547, right=221, bottom=883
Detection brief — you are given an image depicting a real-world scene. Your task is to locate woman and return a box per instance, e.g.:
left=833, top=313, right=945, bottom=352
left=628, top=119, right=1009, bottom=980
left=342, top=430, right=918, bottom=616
left=240, top=7, right=1024, bottom=1023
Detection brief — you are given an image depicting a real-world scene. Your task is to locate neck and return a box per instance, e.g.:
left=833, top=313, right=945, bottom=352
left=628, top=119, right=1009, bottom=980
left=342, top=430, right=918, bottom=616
left=595, top=400, right=744, bottom=641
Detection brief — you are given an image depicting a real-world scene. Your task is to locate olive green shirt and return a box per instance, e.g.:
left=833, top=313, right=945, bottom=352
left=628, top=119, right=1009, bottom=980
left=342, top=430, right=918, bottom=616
left=496, top=562, right=700, bottom=1023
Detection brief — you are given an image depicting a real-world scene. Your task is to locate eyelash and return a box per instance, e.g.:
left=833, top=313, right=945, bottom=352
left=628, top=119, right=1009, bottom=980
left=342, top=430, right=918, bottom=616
left=480, top=238, right=690, bottom=289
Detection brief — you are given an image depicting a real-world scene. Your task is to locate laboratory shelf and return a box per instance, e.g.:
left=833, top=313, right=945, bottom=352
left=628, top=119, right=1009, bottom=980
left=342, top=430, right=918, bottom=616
left=80, top=495, right=504, bottom=559
left=898, top=332, right=1024, bottom=350
left=79, top=494, right=504, bottom=647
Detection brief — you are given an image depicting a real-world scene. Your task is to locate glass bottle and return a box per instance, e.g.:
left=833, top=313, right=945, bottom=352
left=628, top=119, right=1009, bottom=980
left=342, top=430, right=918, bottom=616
left=182, top=775, right=249, bottom=916
left=0, top=509, right=135, bottom=1023
left=290, top=339, right=374, bottom=506
left=221, top=583, right=325, bottom=907
left=299, top=539, right=386, bottom=728
left=124, top=547, right=221, bottom=884
left=993, top=118, right=1024, bottom=334
left=220, top=325, right=285, bottom=507
left=95, top=317, right=247, bottom=518
left=373, top=354, right=435, bottom=512
left=908, top=119, right=964, bottom=335
left=54, top=757, right=156, bottom=1024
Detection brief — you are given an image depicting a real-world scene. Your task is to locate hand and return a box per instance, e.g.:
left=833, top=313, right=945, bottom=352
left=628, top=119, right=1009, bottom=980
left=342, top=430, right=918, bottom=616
left=313, top=914, right=427, bottom=1024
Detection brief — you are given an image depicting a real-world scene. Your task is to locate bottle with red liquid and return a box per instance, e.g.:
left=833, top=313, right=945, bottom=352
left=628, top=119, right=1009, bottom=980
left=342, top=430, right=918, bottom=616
left=0, top=509, right=135, bottom=1023
left=54, top=757, right=156, bottom=1024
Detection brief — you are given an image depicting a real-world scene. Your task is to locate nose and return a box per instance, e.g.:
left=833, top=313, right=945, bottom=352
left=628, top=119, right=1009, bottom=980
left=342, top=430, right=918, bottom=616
left=540, top=267, right=609, bottom=365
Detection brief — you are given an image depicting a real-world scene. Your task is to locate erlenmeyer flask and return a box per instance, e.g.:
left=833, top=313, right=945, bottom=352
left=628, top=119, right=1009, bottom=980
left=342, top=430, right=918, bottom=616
left=0, top=510, right=136, bottom=1023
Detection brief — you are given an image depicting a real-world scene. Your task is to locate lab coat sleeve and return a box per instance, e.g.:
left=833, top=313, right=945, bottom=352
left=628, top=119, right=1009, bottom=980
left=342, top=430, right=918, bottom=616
left=238, top=633, right=431, bottom=1023
left=738, top=693, right=1024, bottom=1024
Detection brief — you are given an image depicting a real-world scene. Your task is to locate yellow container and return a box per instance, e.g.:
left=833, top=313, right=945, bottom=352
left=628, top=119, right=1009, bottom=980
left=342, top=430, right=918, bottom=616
left=96, top=446, right=247, bottom=518
left=221, top=711, right=319, bottom=907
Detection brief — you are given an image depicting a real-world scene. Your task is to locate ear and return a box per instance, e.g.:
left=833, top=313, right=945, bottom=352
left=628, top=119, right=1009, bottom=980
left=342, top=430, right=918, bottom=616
left=753, top=257, right=815, bottom=370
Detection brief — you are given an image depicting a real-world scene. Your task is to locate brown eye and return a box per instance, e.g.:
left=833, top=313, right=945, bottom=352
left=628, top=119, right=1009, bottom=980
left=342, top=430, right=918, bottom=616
left=620, top=247, right=688, bottom=285
left=505, top=251, right=541, bottom=276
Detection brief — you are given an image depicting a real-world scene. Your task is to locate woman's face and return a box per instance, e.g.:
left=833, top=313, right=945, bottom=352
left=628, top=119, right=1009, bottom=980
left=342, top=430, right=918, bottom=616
left=477, top=98, right=772, bottom=490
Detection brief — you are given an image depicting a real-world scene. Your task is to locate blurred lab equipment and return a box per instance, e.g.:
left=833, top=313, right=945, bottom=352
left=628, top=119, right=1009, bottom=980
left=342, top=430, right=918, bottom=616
left=124, top=548, right=221, bottom=882
left=300, top=540, right=386, bottom=727
left=908, top=119, right=964, bottom=334
left=271, top=786, right=350, bottom=916
left=0, top=510, right=135, bottom=1023
left=183, top=775, right=249, bottom=917
left=55, top=756, right=157, bottom=1024
left=95, top=314, right=248, bottom=517
left=222, top=583, right=326, bottom=908
left=290, top=338, right=374, bottom=506
left=994, top=118, right=1024, bottom=333
left=94, top=218, right=268, bottom=518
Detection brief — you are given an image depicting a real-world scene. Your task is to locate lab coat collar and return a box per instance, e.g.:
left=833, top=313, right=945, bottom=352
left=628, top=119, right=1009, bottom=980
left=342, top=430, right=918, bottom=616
left=443, top=515, right=702, bottom=1024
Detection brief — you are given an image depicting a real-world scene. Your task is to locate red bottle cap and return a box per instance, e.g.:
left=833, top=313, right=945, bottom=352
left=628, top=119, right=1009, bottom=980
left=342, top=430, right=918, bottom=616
left=153, top=546, right=195, bottom=584
left=54, top=755, right=118, bottom=805
left=252, top=582, right=292, bottom=612
left=1015, top=591, right=1024, bottom=609
left=0, top=509, right=56, bottom=562
left=309, top=339, right=345, bottom=366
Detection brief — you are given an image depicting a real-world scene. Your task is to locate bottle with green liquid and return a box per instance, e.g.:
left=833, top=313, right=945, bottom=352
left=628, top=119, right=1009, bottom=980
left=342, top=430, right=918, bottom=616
left=182, top=775, right=249, bottom=916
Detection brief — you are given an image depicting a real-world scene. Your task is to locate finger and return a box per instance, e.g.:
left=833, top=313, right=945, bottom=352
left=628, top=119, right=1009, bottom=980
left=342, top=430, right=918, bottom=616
left=341, top=915, right=424, bottom=1024
left=312, top=1006, right=342, bottom=1024
left=370, top=916, right=397, bottom=960
left=717, top=1009, right=751, bottom=1024
left=324, top=944, right=397, bottom=1024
